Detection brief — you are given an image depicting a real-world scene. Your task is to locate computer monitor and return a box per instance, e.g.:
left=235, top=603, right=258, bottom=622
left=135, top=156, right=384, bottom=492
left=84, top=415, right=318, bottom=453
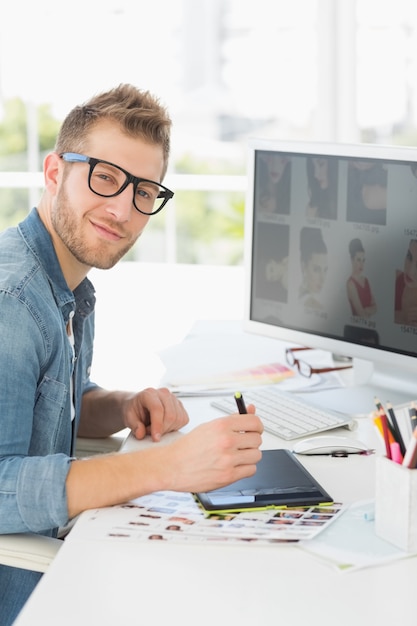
left=243, top=138, right=417, bottom=415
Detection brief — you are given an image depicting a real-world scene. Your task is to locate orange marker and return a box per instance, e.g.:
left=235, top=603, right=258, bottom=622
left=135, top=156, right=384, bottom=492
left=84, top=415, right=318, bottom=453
left=372, top=412, right=395, bottom=458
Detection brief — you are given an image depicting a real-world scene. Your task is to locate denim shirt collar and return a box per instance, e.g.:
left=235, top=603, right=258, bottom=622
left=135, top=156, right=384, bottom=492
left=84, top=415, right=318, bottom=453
left=18, top=208, right=95, bottom=320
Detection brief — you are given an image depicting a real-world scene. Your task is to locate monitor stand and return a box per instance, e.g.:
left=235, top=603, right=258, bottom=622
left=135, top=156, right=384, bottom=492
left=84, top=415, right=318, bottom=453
left=297, top=358, right=416, bottom=417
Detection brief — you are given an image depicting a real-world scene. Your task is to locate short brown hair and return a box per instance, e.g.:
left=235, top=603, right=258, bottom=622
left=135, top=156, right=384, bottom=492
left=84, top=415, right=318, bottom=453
left=55, top=84, right=172, bottom=177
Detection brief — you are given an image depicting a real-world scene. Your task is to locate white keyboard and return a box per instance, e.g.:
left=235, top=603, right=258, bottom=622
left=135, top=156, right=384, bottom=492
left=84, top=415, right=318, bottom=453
left=211, top=386, right=352, bottom=441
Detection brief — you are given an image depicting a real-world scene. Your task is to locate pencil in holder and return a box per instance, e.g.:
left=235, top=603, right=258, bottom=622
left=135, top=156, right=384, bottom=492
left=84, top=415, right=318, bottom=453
left=375, top=456, right=417, bottom=552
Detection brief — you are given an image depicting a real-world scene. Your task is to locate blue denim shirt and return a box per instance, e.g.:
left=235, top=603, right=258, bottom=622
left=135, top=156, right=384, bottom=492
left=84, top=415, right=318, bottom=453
left=0, top=208, right=97, bottom=535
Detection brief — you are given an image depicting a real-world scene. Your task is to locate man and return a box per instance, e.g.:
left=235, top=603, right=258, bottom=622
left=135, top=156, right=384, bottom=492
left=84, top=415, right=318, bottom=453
left=0, top=84, right=263, bottom=624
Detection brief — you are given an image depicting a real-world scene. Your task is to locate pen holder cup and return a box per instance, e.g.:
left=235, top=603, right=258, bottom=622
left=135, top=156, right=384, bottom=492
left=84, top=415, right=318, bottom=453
left=375, top=456, right=417, bottom=552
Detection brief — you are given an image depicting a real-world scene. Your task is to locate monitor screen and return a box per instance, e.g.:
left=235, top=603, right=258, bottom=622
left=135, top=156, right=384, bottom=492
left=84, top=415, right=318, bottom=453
left=244, top=139, right=417, bottom=413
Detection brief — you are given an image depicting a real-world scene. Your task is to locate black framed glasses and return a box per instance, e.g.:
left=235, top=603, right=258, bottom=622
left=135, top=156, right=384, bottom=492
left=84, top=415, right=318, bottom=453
left=59, top=152, right=174, bottom=215
left=285, top=347, right=352, bottom=378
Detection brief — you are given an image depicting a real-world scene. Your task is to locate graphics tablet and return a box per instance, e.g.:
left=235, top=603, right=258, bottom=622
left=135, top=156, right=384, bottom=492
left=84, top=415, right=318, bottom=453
left=194, top=449, right=333, bottom=514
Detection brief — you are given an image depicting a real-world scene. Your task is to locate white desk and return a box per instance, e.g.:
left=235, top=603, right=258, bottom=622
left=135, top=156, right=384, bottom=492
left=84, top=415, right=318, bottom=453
left=15, top=402, right=417, bottom=626
left=15, top=313, right=417, bottom=625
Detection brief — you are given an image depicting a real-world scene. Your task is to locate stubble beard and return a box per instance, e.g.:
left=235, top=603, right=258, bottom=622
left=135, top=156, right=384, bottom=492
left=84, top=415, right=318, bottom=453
left=51, top=186, right=139, bottom=270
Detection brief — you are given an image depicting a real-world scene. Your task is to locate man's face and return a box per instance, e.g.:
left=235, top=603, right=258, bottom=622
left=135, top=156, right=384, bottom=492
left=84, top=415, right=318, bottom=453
left=51, top=120, right=165, bottom=270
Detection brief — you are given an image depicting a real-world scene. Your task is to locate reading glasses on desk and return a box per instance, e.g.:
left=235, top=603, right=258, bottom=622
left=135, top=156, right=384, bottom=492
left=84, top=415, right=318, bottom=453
left=285, top=346, right=353, bottom=378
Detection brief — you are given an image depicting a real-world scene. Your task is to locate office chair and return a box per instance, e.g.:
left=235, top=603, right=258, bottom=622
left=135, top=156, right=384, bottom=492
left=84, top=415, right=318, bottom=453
left=0, top=533, right=62, bottom=573
left=0, top=433, right=127, bottom=574
left=0, top=433, right=126, bottom=573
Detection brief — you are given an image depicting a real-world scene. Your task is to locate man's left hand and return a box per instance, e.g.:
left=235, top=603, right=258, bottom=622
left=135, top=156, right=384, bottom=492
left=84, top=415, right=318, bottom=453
left=123, top=387, right=189, bottom=442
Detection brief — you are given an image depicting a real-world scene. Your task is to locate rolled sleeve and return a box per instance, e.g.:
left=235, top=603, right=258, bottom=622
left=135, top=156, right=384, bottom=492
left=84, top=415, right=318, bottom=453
left=0, top=454, right=72, bottom=533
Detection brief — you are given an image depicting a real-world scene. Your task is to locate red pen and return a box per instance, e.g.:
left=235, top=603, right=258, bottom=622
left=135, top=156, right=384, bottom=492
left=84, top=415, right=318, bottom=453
left=375, top=399, right=396, bottom=439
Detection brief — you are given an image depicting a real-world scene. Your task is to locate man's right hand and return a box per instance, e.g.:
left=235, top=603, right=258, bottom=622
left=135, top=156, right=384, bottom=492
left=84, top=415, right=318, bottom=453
left=162, top=412, right=263, bottom=494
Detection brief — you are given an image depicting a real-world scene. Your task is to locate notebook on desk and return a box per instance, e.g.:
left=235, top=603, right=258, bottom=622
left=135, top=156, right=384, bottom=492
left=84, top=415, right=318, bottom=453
left=194, top=449, right=333, bottom=514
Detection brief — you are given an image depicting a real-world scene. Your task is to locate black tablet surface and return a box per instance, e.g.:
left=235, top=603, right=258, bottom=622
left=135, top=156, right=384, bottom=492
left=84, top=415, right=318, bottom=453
left=194, top=449, right=333, bottom=514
